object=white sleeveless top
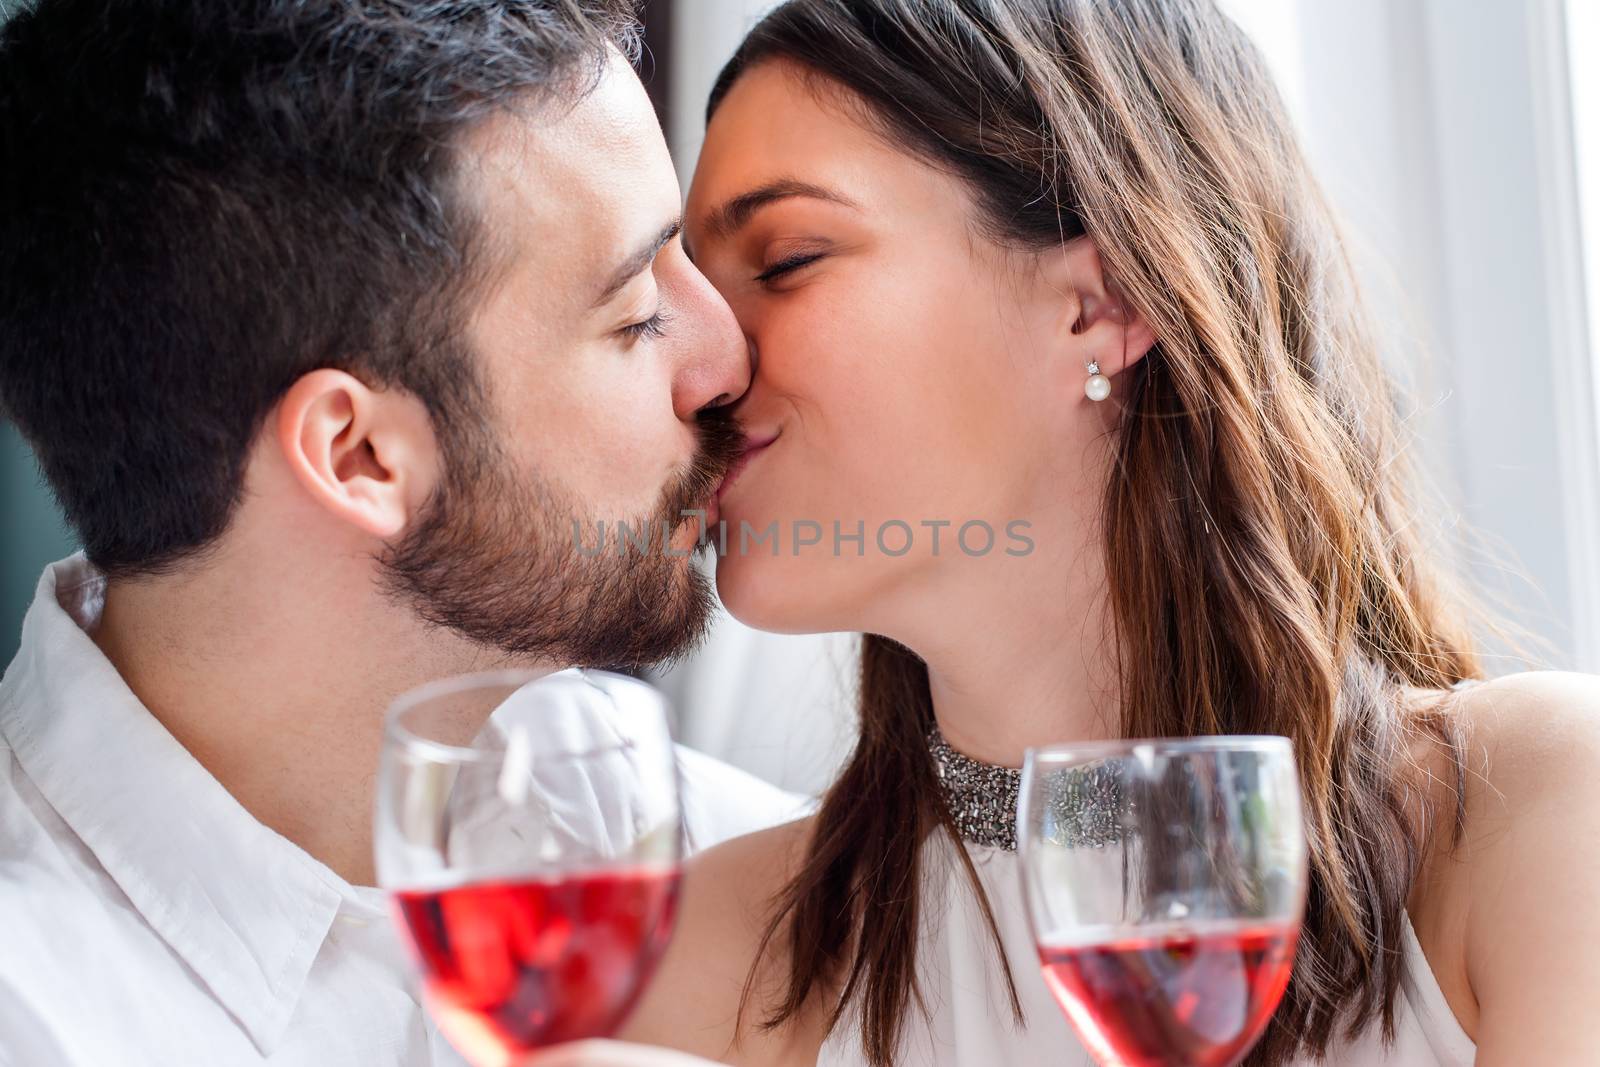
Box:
[817,835,1474,1066]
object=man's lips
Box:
[717,431,779,500]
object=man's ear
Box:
[1041,235,1157,389]
[274,369,436,539]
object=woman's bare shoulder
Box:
[1407,670,1600,816]
[1444,671,1600,889]
[688,814,817,902]
[620,815,822,1065]
[1455,669,1600,768]
[1411,671,1600,884]
[1411,671,1600,1057]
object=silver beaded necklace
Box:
[927,726,1025,850]
[927,725,1124,852]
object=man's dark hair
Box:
[0,0,639,576]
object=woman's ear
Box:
[274,369,437,539]
[1041,235,1157,395]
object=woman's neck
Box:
[898,507,1122,768]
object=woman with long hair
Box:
[531,1,1600,1064]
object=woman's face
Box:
[685,61,1100,638]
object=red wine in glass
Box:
[377,670,687,1067]
[396,865,680,1065]
[1019,737,1308,1067]
[1039,920,1298,1067]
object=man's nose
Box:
[671,266,751,418]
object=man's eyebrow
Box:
[703,179,858,240]
[593,217,683,308]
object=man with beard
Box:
[0,1,799,1064]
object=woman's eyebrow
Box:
[700,178,859,240]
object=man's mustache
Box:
[659,406,746,524]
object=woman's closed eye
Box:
[755,251,826,285]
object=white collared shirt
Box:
[0,556,808,1066]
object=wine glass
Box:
[375,669,683,1067]
[1018,737,1307,1067]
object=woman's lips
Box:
[716,432,778,500]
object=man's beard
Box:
[380,407,744,669]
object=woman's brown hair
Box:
[711,1,1481,1064]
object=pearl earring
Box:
[1085,360,1111,402]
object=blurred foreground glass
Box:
[376,670,682,1067]
[1019,737,1307,1067]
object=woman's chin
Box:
[714,550,842,636]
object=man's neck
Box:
[93,553,524,887]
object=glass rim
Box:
[1023,734,1294,766]
[381,666,664,766]
[382,855,685,895]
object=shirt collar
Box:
[0,555,349,1055]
